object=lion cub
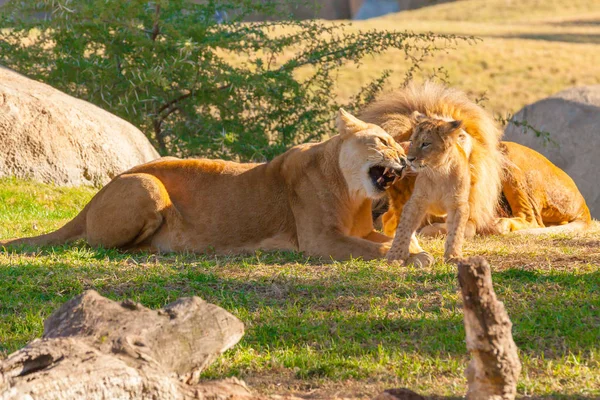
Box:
[386,112,473,264]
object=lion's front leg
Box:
[386,192,429,265]
[495,216,541,234]
[444,202,469,262]
[364,230,393,244]
[304,232,390,261]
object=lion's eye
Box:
[420,142,431,149]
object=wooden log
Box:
[0,290,261,400]
[458,257,521,400]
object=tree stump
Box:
[458,257,521,400]
[0,290,260,399]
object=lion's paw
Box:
[418,223,447,237]
[405,251,434,268]
[494,218,516,235]
[385,248,408,263]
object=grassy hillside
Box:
[324,0,600,117]
[1,178,599,399]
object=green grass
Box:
[1,177,599,399]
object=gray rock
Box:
[0,66,159,187]
[504,86,600,219]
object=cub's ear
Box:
[440,119,463,136]
[337,108,370,136]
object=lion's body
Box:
[360,82,504,262]
[496,141,591,234]
[1,111,409,261]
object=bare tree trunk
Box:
[458,257,521,400]
[377,257,521,400]
[0,290,266,400]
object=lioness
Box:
[0,110,408,261]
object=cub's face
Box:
[407,114,466,172]
[338,109,407,199]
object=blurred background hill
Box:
[307,0,600,117]
[240,0,600,118]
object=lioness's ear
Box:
[338,108,370,136]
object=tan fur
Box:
[496,141,591,235]
[378,143,591,239]
[387,116,475,262]
[360,82,504,263]
[0,110,408,261]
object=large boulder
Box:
[504,86,600,219]
[0,66,159,187]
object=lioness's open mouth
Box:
[369,165,404,191]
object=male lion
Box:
[1,110,408,261]
[360,82,504,263]
[363,83,591,242]
[495,141,591,234]
[379,142,592,237]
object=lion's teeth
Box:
[377,177,385,184]
[383,167,391,176]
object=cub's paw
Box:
[405,252,434,268]
[444,255,464,265]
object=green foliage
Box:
[496,113,555,146]
[0,0,471,160]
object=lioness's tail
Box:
[0,204,89,248]
[514,220,590,235]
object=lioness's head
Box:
[406,112,471,172]
[337,109,407,199]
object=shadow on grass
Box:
[496,33,600,44]
[1,252,598,365]
[553,19,600,26]
[0,242,317,265]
